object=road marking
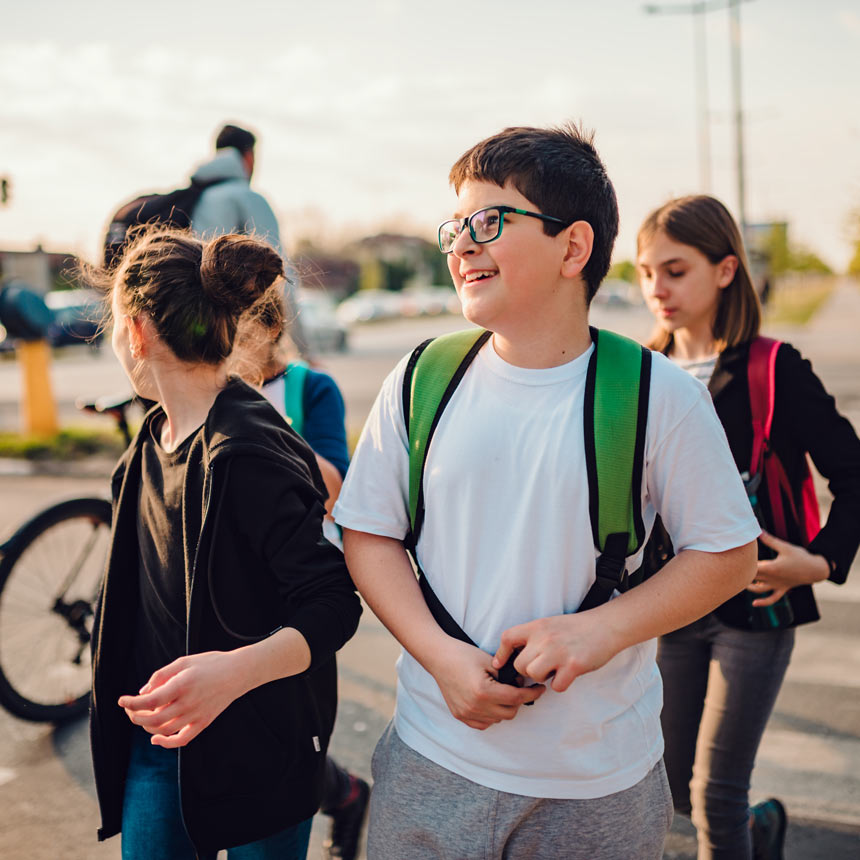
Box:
[755,729,860,826]
[0,767,16,787]
[786,631,860,689]
[814,578,860,604]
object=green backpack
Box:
[282,361,309,437]
[401,327,652,684]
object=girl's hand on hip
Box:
[747,531,830,607]
[118,651,248,748]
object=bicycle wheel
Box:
[0,497,112,722]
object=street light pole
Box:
[643,1,718,193]
[729,0,747,231]
[644,0,753,227]
[694,4,712,192]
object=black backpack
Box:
[102,178,225,267]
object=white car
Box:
[296,289,349,353]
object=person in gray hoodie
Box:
[191,123,309,357]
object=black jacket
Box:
[645,340,860,628]
[90,380,362,854]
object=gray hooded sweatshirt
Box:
[189,148,306,352]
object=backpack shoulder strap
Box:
[579,328,651,611]
[746,337,821,544]
[283,361,309,437]
[747,335,780,475]
[402,328,491,544]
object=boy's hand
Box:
[429,638,544,730]
[118,651,248,749]
[747,530,830,606]
[494,614,622,693]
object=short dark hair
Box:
[448,123,618,303]
[215,124,256,155]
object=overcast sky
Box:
[1,0,858,271]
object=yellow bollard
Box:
[17,339,58,436]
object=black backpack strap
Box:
[579,329,652,611]
[416,566,521,686]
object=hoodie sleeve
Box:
[225,454,362,667]
[774,344,860,583]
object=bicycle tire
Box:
[0,497,112,722]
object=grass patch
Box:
[764,283,834,326]
[0,427,128,461]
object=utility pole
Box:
[643,0,753,226]
[729,0,747,231]
[643,1,718,193]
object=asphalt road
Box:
[1,294,859,859]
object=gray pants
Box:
[658,613,795,860]
[367,722,673,860]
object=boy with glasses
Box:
[333,124,760,859]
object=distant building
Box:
[0,247,81,294]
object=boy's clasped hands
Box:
[427,610,623,731]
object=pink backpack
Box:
[748,337,821,545]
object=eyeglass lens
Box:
[440,208,503,252]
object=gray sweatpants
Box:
[367,722,673,860]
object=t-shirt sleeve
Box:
[645,354,761,554]
[333,354,411,539]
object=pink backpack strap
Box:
[748,336,821,544]
[747,336,780,476]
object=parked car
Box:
[335,289,402,325]
[0,287,104,352]
[44,289,105,349]
[297,288,349,353]
[592,279,642,308]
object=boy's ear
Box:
[560,221,594,279]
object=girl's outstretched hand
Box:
[746,531,830,607]
[118,651,248,749]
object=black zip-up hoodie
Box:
[645,340,860,627]
[90,380,362,854]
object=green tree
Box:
[607,260,637,283]
[787,247,832,275]
[846,209,860,277]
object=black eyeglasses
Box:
[437,206,568,254]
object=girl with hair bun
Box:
[87,227,362,859]
[637,195,860,859]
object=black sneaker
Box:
[751,797,787,860]
[323,775,370,860]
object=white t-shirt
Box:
[334,336,759,799]
[672,353,719,386]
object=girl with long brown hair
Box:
[637,195,860,859]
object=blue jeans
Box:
[658,613,794,860]
[121,728,312,859]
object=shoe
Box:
[751,797,787,860]
[323,775,370,860]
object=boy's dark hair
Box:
[448,123,618,303]
[215,123,257,155]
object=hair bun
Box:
[199,234,284,315]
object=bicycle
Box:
[0,394,138,723]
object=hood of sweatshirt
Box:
[190,147,249,185]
